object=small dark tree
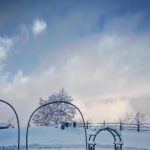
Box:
[32,88,76,126]
[73,122,77,128]
[61,122,65,130]
[65,122,69,128]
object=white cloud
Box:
[1,2,150,126]
[0,47,7,60]
[32,19,47,35]
[1,31,150,126]
[0,37,13,72]
[0,37,13,61]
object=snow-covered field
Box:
[0,126,150,150]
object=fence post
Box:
[120,121,123,131]
[86,121,89,129]
[137,122,140,132]
[103,121,105,125]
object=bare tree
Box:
[134,112,145,132]
[134,112,145,124]
[119,113,133,124]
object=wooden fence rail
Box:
[78,121,150,132]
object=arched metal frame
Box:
[26,101,88,150]
[88,127,123,150]
[93,127,121,142]
[0,99,20,150]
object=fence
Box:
[79,121,150,132]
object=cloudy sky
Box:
[0,0,150,126]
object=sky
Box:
[0,0,150,126]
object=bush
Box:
[73,122,77,128]
[61,122,65,130]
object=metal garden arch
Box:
[88,126,123,150]
[26,101,88,150]
[0,99,20,150]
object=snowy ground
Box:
[0,126,150,150]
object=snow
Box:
[0,122,10,127]
[0,126,150,150]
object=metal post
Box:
[120,144,122,150]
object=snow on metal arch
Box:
[88,126,123,150]
[0,99,20,150]
[26,101,88,150]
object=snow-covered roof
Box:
[88,129,97,136]
[0,122,9,126]
[0,122,11,129]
